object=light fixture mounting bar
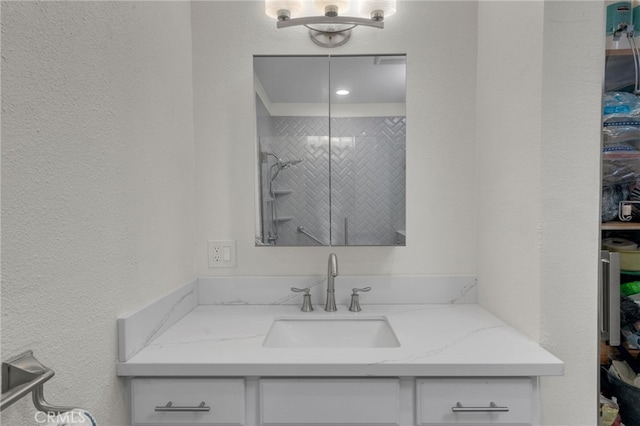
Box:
[277,16,384,30]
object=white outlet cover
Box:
[208,240,236,268]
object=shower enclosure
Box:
[254,55,406,246]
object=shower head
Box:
[264,152,303,168]
[269,157,303,181]
[265,152,304,182]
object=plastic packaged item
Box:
[602,158,640,186]
[603,144,640,159]
[621,281,640,296]
[602,184,631,221]
[622,325,640,348]
[619,250,640,270]
[607,365,640,425]
[628,186,640,219]
[600,149,640,221]
[604,91,640,120]
[599,394,621,426]
[604,125,640,148]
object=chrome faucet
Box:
[325,253,338,312]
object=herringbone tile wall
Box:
[258,115,405,246]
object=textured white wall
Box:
[476,2,604,425]
[1,2,196,425]
[192,1,479,276]
[476,0,544,346]
[539,2,604,425]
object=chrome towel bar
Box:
[297,226,324,245]
[1,350,82,414]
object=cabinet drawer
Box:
[259,378,400,425]
[131,378,245,426]
[416,378,534,426]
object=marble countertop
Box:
[116,303,564,377]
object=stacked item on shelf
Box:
[599,394,622,426]
[604,353,640,426]
[600,235,640,426]
[603,237,640,348]
[621,293,640,350]
[603,91,640,222]
[600,296,640,426]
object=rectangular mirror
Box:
[254,55,406,246]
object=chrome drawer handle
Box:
[155,401,210,412]
[452,401,509,413]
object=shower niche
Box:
[254,55,406,247]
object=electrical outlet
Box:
[208,240,237,268]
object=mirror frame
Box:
[254,54,406,247]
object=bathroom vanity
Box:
[116,277,563,426]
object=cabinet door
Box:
[131,378,245,426]
[416,378,534,426]
[259,378,400,425]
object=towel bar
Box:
[1,350,82,414]
[297,225,324,245]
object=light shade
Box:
[359,0,396,19]
[265,0,303,19]
[313,0,351,16]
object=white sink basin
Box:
[262,316,400,348]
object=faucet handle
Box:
[291,287,313,312]
[349,287,371,312]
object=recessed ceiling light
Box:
[336,89,350,95]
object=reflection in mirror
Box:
[254,55,406,246]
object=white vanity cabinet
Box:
[130,378,245,426]
[415,378,537,426]
[259,378,401,425]
[129,377,539,426]
[119,296,562,426]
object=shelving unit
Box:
[602,221,640,231]
[602,48,639,234]
[600,47,640,411]
[607,48,635,57]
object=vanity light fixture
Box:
[336,89,350,95]
[265,0,397,48]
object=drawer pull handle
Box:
[452,401,509,413]
[154,401,210,412]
